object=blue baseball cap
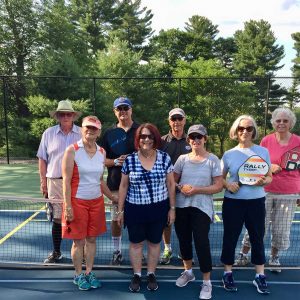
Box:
[113,97,132,108]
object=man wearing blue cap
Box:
[100,97,139,265]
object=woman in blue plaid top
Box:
[117,123,176,293]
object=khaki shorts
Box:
[111,191,119,221]
[47,178,63,220]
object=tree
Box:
[69,0,119,54]
[173,58,255,155]
[291,32,300,78]
[233,19,284,77]
[0,0,39,115]
[213,37,237,72]
[110,0,154,53]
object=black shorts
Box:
[127,219,166,244]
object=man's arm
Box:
[39,158,48,198]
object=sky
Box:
[141,0,300,77]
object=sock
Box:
[203,280,212,286]
[255,273,264,278]
[185,269,193,275]
[240,252,248,256]
[164,244,172,251]
[134,272,141,277]
[224,271,232,275]
[112,236,122,252]
[52,222,62,253]
[147,271,155,276]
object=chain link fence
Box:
[0,75,298,163]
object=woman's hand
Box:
[226,182,240,193]
[168,209,175,225]
[254,175,269,186]
[111,194,118,204]
[271,164,282,174]
[64,206,74,222]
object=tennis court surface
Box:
[1,164,300,299]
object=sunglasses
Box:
[66,221,71,233]
[140,134,154,140]
[237,126,254,132]
[189,134,204,140]
[59,112,74,118]
[170,116,184,122]
[115,106,130,112]
[275,119,289,123]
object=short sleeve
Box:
[221,152,228,174]
[121,157,130,175]
[36,131,48,162]
[174,155,185,175]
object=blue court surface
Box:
[0,268,299,300]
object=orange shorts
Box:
[62,196,106,240]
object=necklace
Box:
[139,149,155,159]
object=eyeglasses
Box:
[237,126,254,132]
[59,112,74,118]
[170,116,184,122]
[66,221,71,233]
[188,134,204,140]
[115,106,130,112]
[275,119,289,123]
[140,134,154,140]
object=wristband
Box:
[65,207,72,212]
[170,206,176,210]
[114,158,119,166]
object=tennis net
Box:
[0,195,299,268]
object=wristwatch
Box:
[114,158,119,166]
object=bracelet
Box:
[115,210,124,215]
[170,206,176,210]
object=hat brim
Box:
[49,110,82,121]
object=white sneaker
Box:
[234,253,249,266]
[175,270,195,287]
[269,256,281,273]
[199,283,212,299]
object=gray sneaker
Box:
[199,283,212,299]
[269,255,281,273]
[234,253,249,266]
[176,270,195,287]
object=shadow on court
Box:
[0,268,299,300]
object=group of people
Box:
[37,98,300,299]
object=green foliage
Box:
[233,19,284,77]
[26,95,56,116]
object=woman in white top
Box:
[62,116,116,291]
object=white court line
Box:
[0,279,299,285]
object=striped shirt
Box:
[121,150,174,205]
[37,124,81,178]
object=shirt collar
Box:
[56,124,80,134]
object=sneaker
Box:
[129,274,141,292]
[269,256,281,273]
[111,250,123,265]
[199,283,212,299]
[160,249,172,265]
[73,274,80,285]
[222,272,237,292]
[147,273,158,291]
[77,273,91,291]
[234,253,250,266]
[253,275,270,294]
[176,270,195,287]
[86,272,102,288]
[43,251,63,264]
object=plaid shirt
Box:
[121,150,174,205]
